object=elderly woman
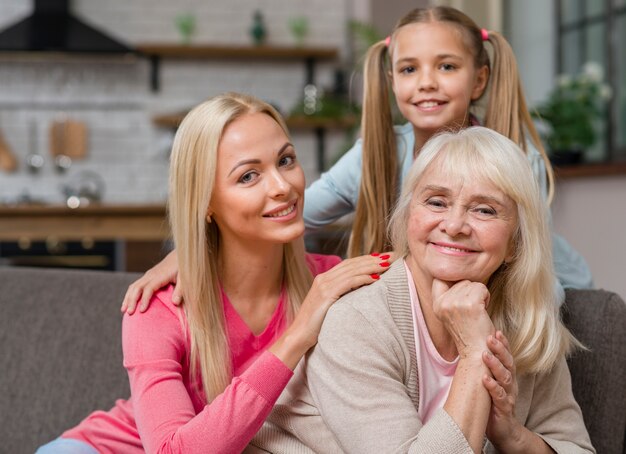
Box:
[249,127,594,453]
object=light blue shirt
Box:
[303,123,594,299]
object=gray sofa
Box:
[1,267,625,454]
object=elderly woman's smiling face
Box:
[405,160,518,285]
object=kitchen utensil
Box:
[0,129,18,172]
[25,121,44,174]
[49,117,88,160]
[61,170,105,208]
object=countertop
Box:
[0,203,168,241]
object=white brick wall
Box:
[0,0,351,204]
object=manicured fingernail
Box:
[370,273,380,280]
[379,261,390,267]
[370,252,380,257]
[379,254,390,260]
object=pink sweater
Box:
[62,253,341,454]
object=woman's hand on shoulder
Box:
[431,279,495,358]
[121,249,182,314]
[270,252,395,369]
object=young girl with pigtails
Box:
[122,6,592,313]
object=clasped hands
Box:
[432,279,523,449]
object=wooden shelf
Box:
[555,162,626,179]
[152,112,358,131]
[136,43,339,91]
[136,44,337,60]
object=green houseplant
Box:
[534,62,611,165]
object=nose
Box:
[267,168,291,198]
[418,68,437,91]
[439,207,471,237]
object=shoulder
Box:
[394,122,414,138]
[305,253,342,275]
[323,270,399,334]
[122,285,187,345]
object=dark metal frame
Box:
[555,0,626,161]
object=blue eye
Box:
[400,66,416,75]
[238,171,258,184]
[279,155,295,167]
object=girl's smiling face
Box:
[209,112,305,248]
[405,159,518,286]
[389,21,489,145]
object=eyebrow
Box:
[395,54,463,65]
[419,185,507,207]
[227,142,293,177]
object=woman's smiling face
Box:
[209,112,305,247]
[405,159,518,285]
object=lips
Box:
[263,200,297,218]
[431,241,477,253]
[415,99,446,109]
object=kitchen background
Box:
[0,0,624,298]
[0,0,355,205]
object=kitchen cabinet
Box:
[0,204,168,271]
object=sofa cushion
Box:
[0,266,139,453]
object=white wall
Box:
[0,0,349,204]
[552,177,626,299]
[506,0,626,299]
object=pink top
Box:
[404,261,458,424]
[63,253,341,454]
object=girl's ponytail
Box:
[348,40,398,257]
[484,31,555,202]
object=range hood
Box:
[0,0,136,55]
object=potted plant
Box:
[534,62,612,165]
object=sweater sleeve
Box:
[303,140,363,232]
[122,292,293,454]
[523,356,595,453]
[305,301,473,454]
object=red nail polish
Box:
[370,252,380,257]
[379,254,390,260]
[379,261,390,267]
[370,273,380,280]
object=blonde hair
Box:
[169,92,313,402]
[389,127,578,374]
[349,6,554,258]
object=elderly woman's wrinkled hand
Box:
[482,330,523,449]
[431,279,496,359]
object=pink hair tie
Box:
[480,28,489,41]
[384,36,391,47]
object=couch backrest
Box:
[0,266,139,454]
[1,267,624,454]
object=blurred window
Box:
[557,0,626,161]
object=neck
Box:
[405,256,458,360]
[412,118,472,157]
[218,237,285,302]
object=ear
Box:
[471,65,489,101]
[206,207,213,223]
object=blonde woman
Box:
[250,127,594,453]
[122,6,593,314]
[36,93,389,454]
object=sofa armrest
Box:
[562,289,626,454]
